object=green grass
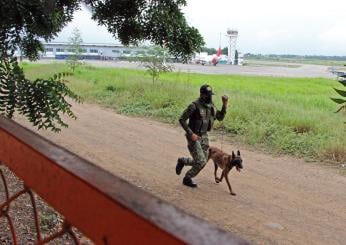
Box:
[22,62,346,163]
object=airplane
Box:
[195,47,222,66]
[195,33,223,66]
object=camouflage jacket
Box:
[179,98,226,137]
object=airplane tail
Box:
[217,32,222,57]
[216,46,221,57]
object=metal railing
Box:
[0,165,86,244]
[0,116,249,245]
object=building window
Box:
[45,48,53,52]
[81,48,87,53]
[90,49,98,53]
[123,50,131,54]
[56,48,65,52]
[112,50,120,53]
[67,48,75,53]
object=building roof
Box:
[43,42,126,48]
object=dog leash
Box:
[220,121,225,151]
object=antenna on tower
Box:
[219,32,222,48]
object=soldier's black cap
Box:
[200,84,214,96]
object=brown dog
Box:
[207,147,243,195]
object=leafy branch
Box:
[0,0,203,131]
[331,74,346,113]
[0,57,80,132]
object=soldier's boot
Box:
[183,176,197,188]
[176,158,185,175]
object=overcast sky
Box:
[54,0,346,56]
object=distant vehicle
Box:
[328,66,346,77]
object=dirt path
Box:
[18,103,346,245]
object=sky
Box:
[54,0,346,56]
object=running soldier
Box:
[176,84,228,187]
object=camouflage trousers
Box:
[181,133,209,178]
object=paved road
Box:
[35,59,335,78]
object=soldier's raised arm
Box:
[215,95,229,121]
[179,103,196,137]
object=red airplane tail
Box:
[216,46,221,57]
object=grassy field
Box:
[22,62,346,163]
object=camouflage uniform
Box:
[179,98,226,178]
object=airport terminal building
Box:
[41,42,145,60]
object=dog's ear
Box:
[237,150,240,156]
[232,151,235,158]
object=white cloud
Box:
[317,22,346,55]
[53,1,346,55]
[54,6,117,44]
[319,22,346,44]
[182,0,346,55]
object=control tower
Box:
[226,29,238,65]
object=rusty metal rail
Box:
[0,116,249,245]
[0,166,81,244]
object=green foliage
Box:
[86,0,204,60]
[105,85,116,92]
[66,28,83,72]
[1,0,203,61]
[331,74,346,113]
[0,0,81,131]
[0,58,80,132]
[201,46,228,55]
[201,47,217,55]
[24,64,346,163]
[0,0,79,60]
[1,0,203,131]
[235,50,239,65]
[135,47,173,83]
